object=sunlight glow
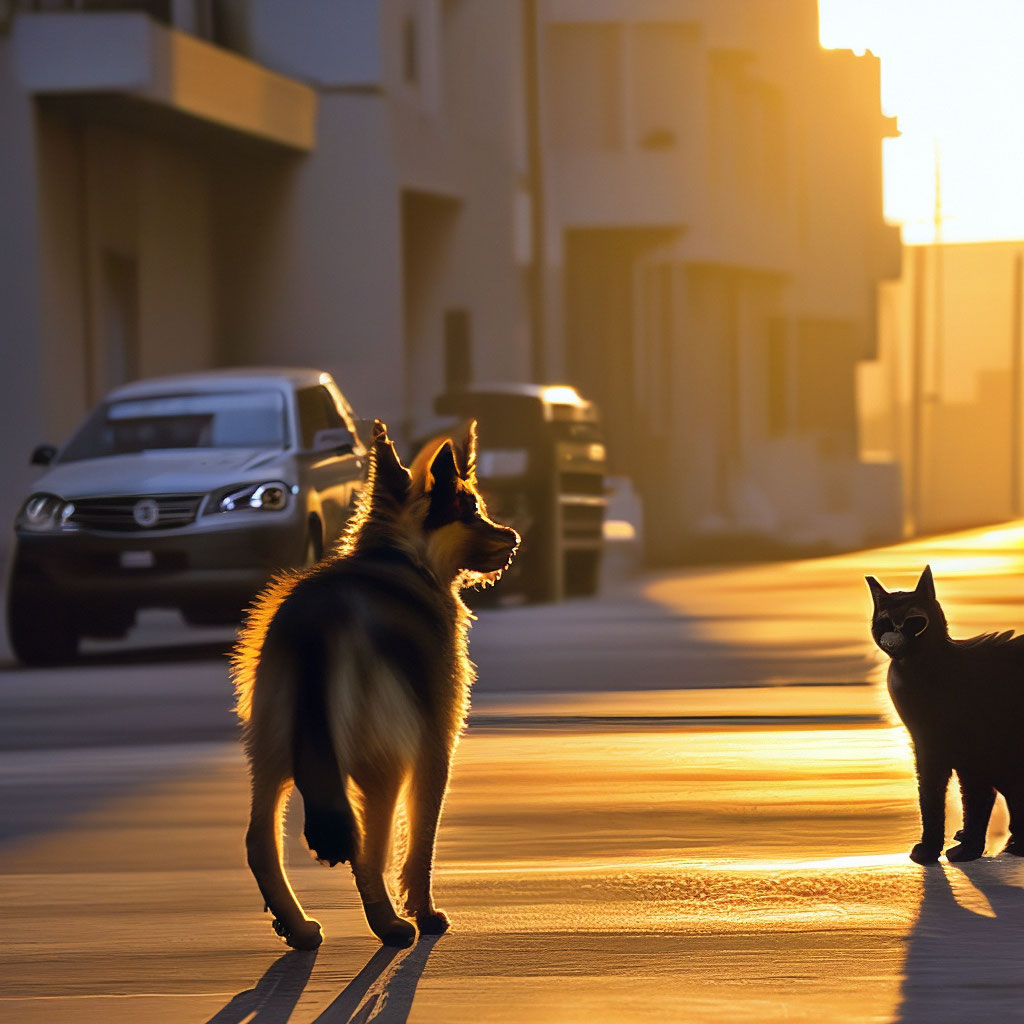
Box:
[819,0,1024,242]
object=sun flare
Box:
[819,0,1024,243]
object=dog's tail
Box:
[292,632,357,867]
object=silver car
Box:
[7,367,367,664]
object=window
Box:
[296,386,353,449]
[546,24,623,150]
[59,391,287,462]
[402,15,418,84]
[767,319,789,436]
[444,308,472,392]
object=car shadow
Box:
[72,639,234,667]
[203,936,441,1024]
[895,858,1024,1022]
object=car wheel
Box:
[83,609,136,640]
[304,522,324,566]
[7,574,80,666]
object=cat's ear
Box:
[915,565,936,600]
[865,575,887,605]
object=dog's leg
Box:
[245,768,323,950]
[401,742,452,935]
[351,766,416,947]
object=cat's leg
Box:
[1001,783,1024,855]
[945,771,995,862]
[400,739,453,935]
[910,748,951,864]
[350,764,416,947]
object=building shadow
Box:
[895,858,1024,1023]
[203,935,441,1024]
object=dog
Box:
[232,419,519,949]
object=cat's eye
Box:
[905,615,929,636]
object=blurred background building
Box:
[860,240,1024,536]
[0,0,903,565]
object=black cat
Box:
[866,565,1024,864]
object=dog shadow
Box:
[204,936,441,1024]
[895,858,1024,1023]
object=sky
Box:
[818,0,1024,243]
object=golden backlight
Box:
[819,0,1024,242]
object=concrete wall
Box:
[0,44,47,546]
[861,241,1024,534]
[214,93,406,430]
[32,112,217,428]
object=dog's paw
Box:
[909,843,942,865]
[379,919,417,948]
[416,909,450,936]
[945,841,984,863]
[364,900,416,948]
[272,916,323,950]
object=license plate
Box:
[120,550,155,569]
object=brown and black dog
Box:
[232,420,518,949]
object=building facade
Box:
[861,240,1024,536]
[535,0,903,560]
[1,0,900,563]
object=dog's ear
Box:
[915,565,936,601]
[371,419,411,502]
[425,439,460,500]
[865,576,887,606]
[454,419,478,484]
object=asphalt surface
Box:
[3,523,1024,1021]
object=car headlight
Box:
[17,493,76,533]
[218,481,291,513]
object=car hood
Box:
[31,449,293,499]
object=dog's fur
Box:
[867,566,1024,864]
[232,419,518,949]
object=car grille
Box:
[69,494,204,532]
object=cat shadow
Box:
[203,936,441,1024]
[896,858,1024,1023]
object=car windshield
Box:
[58,390,288,462]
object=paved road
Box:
[3,523,1024,1021]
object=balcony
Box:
[12,11,316,151]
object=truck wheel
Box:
[564,550,601,597]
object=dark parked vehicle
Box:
[435,383,606,601]
[8,367,366,664]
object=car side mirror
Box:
[311,428,355,455]
[31,444,57,466]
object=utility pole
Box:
[523,0,547,382]
[909,245,926,535]
[1012,251,1023,518]
[931,142,944,399]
